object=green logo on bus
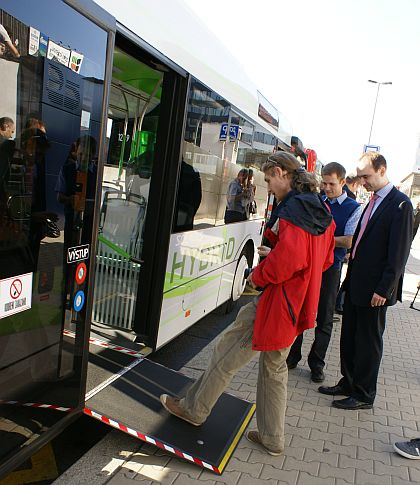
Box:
[170,237,235,283]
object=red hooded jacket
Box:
[251,193,335,351]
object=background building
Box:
[399,133,420,204]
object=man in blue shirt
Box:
[287,162,362,383]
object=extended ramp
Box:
[84,336,255,474]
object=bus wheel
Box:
[225,249,249,313]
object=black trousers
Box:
[335,262,345,312]
[287,265,340,370]
[224,210,246,224]
[338,293,387,404]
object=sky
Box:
[183,0,420,184]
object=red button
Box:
[75,262,87,285]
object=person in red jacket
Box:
[160,151,335,456]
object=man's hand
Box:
[371,293,386,307]
[247,272,257,289]
[257,245,271,257]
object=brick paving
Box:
[54,237,420,485]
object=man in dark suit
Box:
[319,152,413,409]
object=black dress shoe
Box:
[287,362,298,370]
[332,397,373,410]
[311,369,325,383]
[318,384,351,396]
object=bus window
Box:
[175,78,230,230]
[214,122,277,225]
[175,78,277,231]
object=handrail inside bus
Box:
[98,233,143,264]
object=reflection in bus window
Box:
[174,77,278,231]
[175,159,202,232]
[224,168,248,224]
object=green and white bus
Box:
[0,0,292,475]
[90,0,293,350]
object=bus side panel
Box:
[216,220,262,306]
[215,259,236,306]
[156,221,262,349]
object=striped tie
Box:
[351,193,379,259]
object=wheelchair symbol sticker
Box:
[73,290,85,312]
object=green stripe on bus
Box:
[160,287,223,327]
[163,273,220,298]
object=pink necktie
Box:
[351,194,379,259]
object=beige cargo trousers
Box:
[179,298,291,452]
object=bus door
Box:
[0,0,111,477]
[90,35,185,350]
[82,32,255,476]
[92,44,161,336]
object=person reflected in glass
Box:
[25,116,47,134]
[243,168,257,219]
[0,117,16,197]
[224,168,248,224]
[0,126,58,277]
[55,135,98,251]
[0,116,15,143]
[0,23,20,58]
[21,128,58,267]
[175,159,202,231]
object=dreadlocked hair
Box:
[262,151,319,193]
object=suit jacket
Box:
[343,187,413,307]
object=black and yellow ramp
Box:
[84,350,256,474]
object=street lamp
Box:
[367,80,392,145]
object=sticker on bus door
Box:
[0,273,33,319]
[67,244,90,264]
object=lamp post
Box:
[367,80,392,145]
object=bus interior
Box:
[91,44,163,345]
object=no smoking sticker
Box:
[75,262,87,285]
[10,279,22,299]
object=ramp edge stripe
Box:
[63,329,148,358]
[83,406,219,473]
[217,403,256,473]
[0,399,73,412]
[126,427,139,437]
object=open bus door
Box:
[0,1,254,478]
[80,29,254,475]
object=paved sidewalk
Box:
[54,237,420,485]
